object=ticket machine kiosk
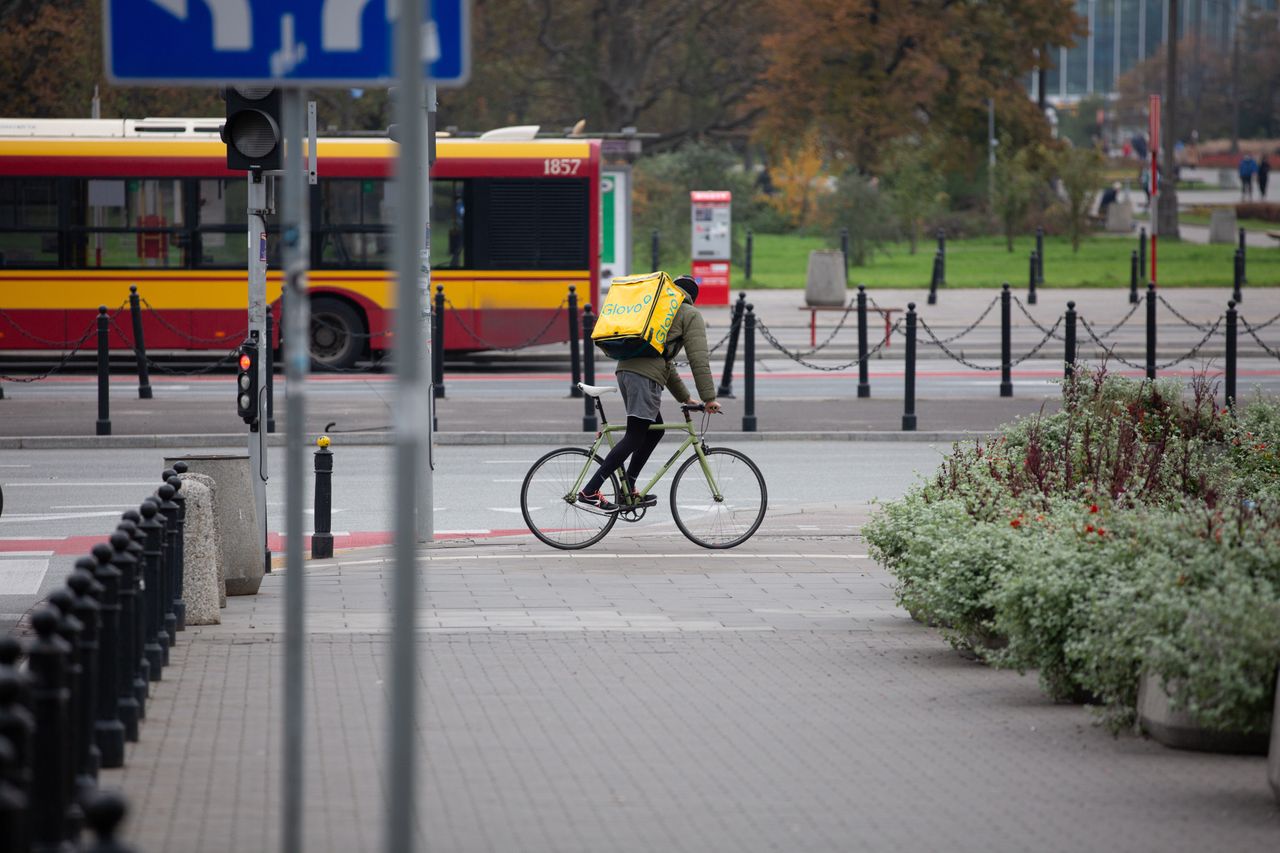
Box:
[690,190,731,305]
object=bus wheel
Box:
[309,297,363,371]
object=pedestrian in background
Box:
[1258,155,1271,200]
[1239,154,1257,200]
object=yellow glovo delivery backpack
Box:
[591,272,687,360]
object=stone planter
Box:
[166,454,263,596]
[1137,672,1270,756]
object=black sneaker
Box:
[629,491,658,508]
[577,490,618,512]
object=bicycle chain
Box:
[445,297,567,352]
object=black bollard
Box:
[89,543,125,769]
[265,305,276,433]
[107,533,141,741]
[1233,249,1244,304]
[582,304,597,432]
[840,227,850,281]
[0,669,34,804]
[26,609,72,852]
[902,303,917,432]
[856,286,871,399]
[1130,250,1140,304]
[164,473,186,632]
[0,738,27,853]
[742,304,757,432]
[117,516,149,707]
[650,229,659,273]
[1145,283,1157,381]
[66,572,105,777]
[927,252,940,305]
[96,306,111,437]
[745,229,754,281]
[1139,227,1147,284]
[1064,301,1077,380]
[127,286,152,401]
[0,640,28,707]
[1226,300,1237,411]
[45,588,87,837]
[1027,251,1038,305]
[1239,227,1247,284]
[936,229,946,287]
[717,293,746,399]
[312,436,334,559]
[84,790,139,853]
[1035,226,1045,284]
[137,501,165,679]
[156,485,179,648]
[433,285,446,399]
[999,283,1013,398]
[568,285,582,398]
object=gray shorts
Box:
[617,371,663,421]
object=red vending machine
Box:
[689,190,731,305]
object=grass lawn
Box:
[729,232,1280,289]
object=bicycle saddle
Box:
[577,383,618,397]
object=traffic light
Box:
[236,338,260,425]
[221,87,282,171]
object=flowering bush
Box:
[865,368,1280,734]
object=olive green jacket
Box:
[615,286,715,403]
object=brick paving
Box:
[100,509,1280,852]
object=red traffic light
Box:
[238,353,252,371]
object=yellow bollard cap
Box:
[317,435,331,449]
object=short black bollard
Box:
[1035,226,1045,284]
[1233,249,1244,304]
[265,305,276,433]
[312,436,334,559]
[717,293,746,399]
[650,229,660,272]
[999,283,1013,398]
[107,532,141,741]
[1226,300,1238,411]
[742,304,757,432]
[0,738,27,853]
[1145,283,1157,381]
[46,588,88,833]
[156,485,179,648]
[137,501,165,680]
[0,667,34,801]
[927,252,940,305]
[1239,227,1247,284]
[902,303,917,432]
[582,304,597,432]
[96,306,111,437]
[1064,301,1077,380]
[84,790,139,853]
[1129,250,1140,304]
[66,571,105,775]
[89,543,125,769]
[1139,227,1147,284]
[26,608,72,851]
[936,229,946,287]
[745,229,754,281]
[1027,251,1038,305]
[433,286,446,399]
[856,286,871,398]
[127,286,152,401]
[117,516,150,706]
[164,472,186,632]
[840,227,850,280]
[568,285,582,398]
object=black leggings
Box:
[583,414,664,494]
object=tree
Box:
[991,141,1038,252]
[1053,144,1102,254]
[881,134,945,255]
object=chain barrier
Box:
[753,315,902,371]
[797,300,858,357]
[1012,296,1065,341]
[917,315,1063,371]
[106,316,244,377]
[931,295,1000,344]
[444,296,567,352]
[1241,318,1280,361]
[1239,309,1280,333]
[1156,294,1216,332]
[0,316,100,383]
[0,301,127,347]
[139,296,247,344]
[1078,314,1224,371]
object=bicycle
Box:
[520,383,768,550]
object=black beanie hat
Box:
[673,274,699,303]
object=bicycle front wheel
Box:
[521,448,621,550]
[671,447,767,549]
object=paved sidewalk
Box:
[101,508,1279,852]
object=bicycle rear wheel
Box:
[671,447,767,549]
[521,448,621,550]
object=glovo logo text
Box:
[652,293,681,344]
[601,293,652,317]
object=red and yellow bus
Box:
[0,118,600,368]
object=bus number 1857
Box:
[543,158,582,175]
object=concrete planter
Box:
[166,454,264,596]
[1137,672,1270,756]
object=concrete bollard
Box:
[176,474,224,625]
[168,456,263,596]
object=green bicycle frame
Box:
[566,415,724,502]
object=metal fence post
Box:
[137,501,165,679]
[1225,300,1237,411]
[902,303,917,431]
[999,283,1013,397]
[568,285,582,397]
[1139,227,1147,284]
[840,227,850,281]
[1239,227,1247,284]
[156,485,179,649]
[89,543,125,769]
[27,609,71,850]
[1027,251,1038,305]
[650,230,660,272]
[927,252,940,305]
[116,516,149,709]
[856,286,870,399]
[1145,283,1157,381]
[127,286,152,401]
[1035,226,1045,284]
[717,293,745,399]
[745,229,754,281]
[1064,301,1077,380]
[312,436,334,559]
[164,471,186,633]
[1233,249,1244,304]
[265,304,276,433]
[582,304,597,432]
[433,285,446,398]
[107,532,140,743]
[936,229,946,287]
[1130,250,1140,304]
[96,306,111,437]
[742,304,757,432]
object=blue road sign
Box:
[105,0,469,87]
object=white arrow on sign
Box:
[149,0,253,51]
[322,0,374,51]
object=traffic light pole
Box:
[417,83,436,544]
[246,171,270,572]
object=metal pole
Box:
[902,303,917,431]
[1145,282,1157,380]
[1064,301,1077,379]
[433,286,445,398]
[717,293,745,399]
[999,284,1013,397]
[1225,300,1237,411]
[418,82,437,544]
[1028,251,1038,305]
[128,286,152,400]
[281,87,310,853]
[265,305,276,433]
[744,229,753,281]
[582,304,597,432]
[742,304,757,432]
[936,229,945,287]
[1130,250,1140,304]
[840,228,850,281]
[1238,226,1246,284]
[568,285,582,397]
[96,306,110,436]
[312,437,333,559]
[1035,227,1045,284]
[927,252,939,305]
[987,98,996,215]
[246,172,270,580]
[650,229,660,272]
[388,4,427,844]
[1233,248,1244,303]
[856,286,870,398]
[1139,227,1147,284]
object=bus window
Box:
[69,178,187,268]
[195,178,276,268]
[317,179,391,269]
[468,179,588,270]
[0,178,59,268]
[430,179,466,269]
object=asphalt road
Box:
[0,441,951,633]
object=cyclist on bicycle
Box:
[578,274,722,512]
